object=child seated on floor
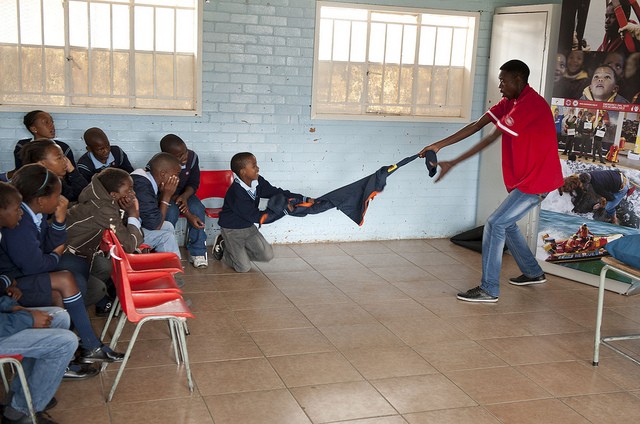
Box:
[0,165,124,365]
[66,168,144,316]
[213,152,312,273]
[20,139,88,203]
[15,110,75,169]
[77,127,134,182]
[131,152,183,260]
[159,134,207,268]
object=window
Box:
[0,0,201,115]
[312,2,479,122]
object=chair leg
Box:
[100,297,120,341]
[107,318,149,402]
[168,320,181,365]
[1,363,9,394]
[8,359,37,424]
[593,265,609,366]
[176,319,194,392]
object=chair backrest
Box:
[195,170,234,200]
[101,230,131,269]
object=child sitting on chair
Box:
[159,134,207,268]
[213,152,312,273]
[77,127,134,182]
[131,153,182,261]
[14,110,75,169]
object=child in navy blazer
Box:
[77,127,134,181]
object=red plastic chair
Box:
[104,246,194,402]
[99,230,184,340]
[195,170,234,218]
[0,355,36,423]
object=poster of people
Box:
[539,0,640,284]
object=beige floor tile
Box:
[399,251,464,267]
[416,263,481,281]
[556,307,640,332]
[371,374,476,413]
[55,376,107,410]
[254,257,314,273]
[338,241,394,255]
[358,299,438,322]
[383,316,469,346]
[102,364,195,403]
[182,291,229,312]
[279,285,352,306]
[371,265,439,284]
[320,323,405,351]
[289,242,347,257]
[404,406,501,424]
[390,280,460,300]
[339,282,412,303]
[445,366,551,405]
[291,381,396,423]
[183,272,274,291]
[187,332,263,362]
[271,244,300,258]
[342,346,437,380]
[191,358,284,395]
[297,302,377,327]
[186,310,245,336]
[485,399,591,424]
[268,351,363,387]
[233,306,313,332]
[478,335,578,365]
[49,405,111,424]
[382,239,438,254]
[108,397,214,424]
[352,254,415,268]
[517,361,622,397]
[204,389,311,424]
[320,267,388,285]
[413,339,507,372]
[335,416,408,424]
[589,354,640,390]
[218,288,294,310]
[249,327,336,356]
[561,392,640,423]
[304,254,365,270]
[265,270,333,290]
[418,296,502,318]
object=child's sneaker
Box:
[212,234,225,260]
[190,255,208,268]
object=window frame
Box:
[311,1,480,123]
[0,0,203,117]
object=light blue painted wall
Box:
[0,0,559,243]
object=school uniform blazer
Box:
[76,145,134,182]
[66,174,143,259]
[176,149,201,196]
[218,176,303,229]
[131,170,163,231]
[0,204,66,280]
[62,168,89,202]
[14,139,76,169]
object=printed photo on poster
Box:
[539,0,640,287]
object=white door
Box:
[476,4,560,251]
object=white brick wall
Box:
[0,0,558,243]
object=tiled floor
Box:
[48,239,640,423]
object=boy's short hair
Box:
[83,127,108,147]
[23,110,45,132]
[20,139,58,165]
[594,64,619,86]
[97,168,131,193]
[0,181,21,209]
[230,152,254,175]
[500,59,530,83]
[12,164,60,203]
[147,152,181,173]
[160,134,186,152]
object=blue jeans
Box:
[0,307,77,415]
[143,221,181,259]
[165,195,207,257]
[481,189,545,297]
[604,182,630,217]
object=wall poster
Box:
[539,0,640,290]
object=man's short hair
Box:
[500,59,530,83]
[160,134,186,152]
[97,168,131,193]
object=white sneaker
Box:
[190,255,208,268]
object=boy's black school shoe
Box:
[77,345,124,364]
[212,234,225,261]
[2,411,58,424]
[63,362,99,380]
[95,300,113,317]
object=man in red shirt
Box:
[420,59,563,302]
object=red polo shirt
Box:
[487,84,564,194]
